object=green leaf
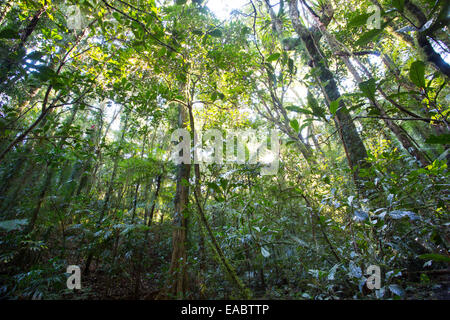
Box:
[267,53,280,62]
[354,210,369,221]
[330,98,341,115]
[208,29,222,38]
[0,219,28,232]
[0,28,19,39]
[290,119,300,133]
[50,29,63,41]
[261,247,270,258]
[307,91,325,119]
[389,284,405,296]
[391,0,405,12]
[418,253,450,263]
[328,264,340,280]
[347,13,372,28]
[288,58,294,74]
[37,65,57,81]
[358,78,377,100]
[291,235,309,247]
[300,120,313,132]
[219,178,228,190]
[387,91,420,99]
[26,51,45,61]
[367,106,381,116]
[286,105,313,115]
[409,60,426,88]
[425,134,450,145]
[285,139,297,146]
[112,12,122,22]
[348,261,362,278]
[388,210,419,220]
[207,182,222,194]
[192,29,204,36]
[355,28,383,47]
[156,47,167,58]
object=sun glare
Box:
[206,0,245,20]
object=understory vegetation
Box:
[0,0,449,300]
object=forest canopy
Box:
[0,0,449,300]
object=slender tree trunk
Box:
[404,0,450,77]
[0,2,12,26]
[23,166,54,234]
[0,24,90,163]
[147,175,162,227]
[187,102,251,299]
[22,105,79,234]
[84,114,129,276]
[287,0,369,192]
[309,122,323,154]
[130,183,140,223]
[0,109,49,163]
[133,174,163,298]
[370,0,450,77]
[166,101,191,299]
[143,179,153,226]
[259,6,316,166]
[341,54,430,166]
[0,5,48,90]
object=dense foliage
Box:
[0,0,449,300]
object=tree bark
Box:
[287,0,369,191]
[166,102,191,299]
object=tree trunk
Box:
[0,5,48,90]
[83,114,129,276]
[187,102,252,299]
[288,0,369,192]
[0,2,12,26]
[133,174,163,298]
[23,166,54,234]
[341,54,430,166]
[166,102,191,299]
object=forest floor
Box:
[57,266,450,300]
